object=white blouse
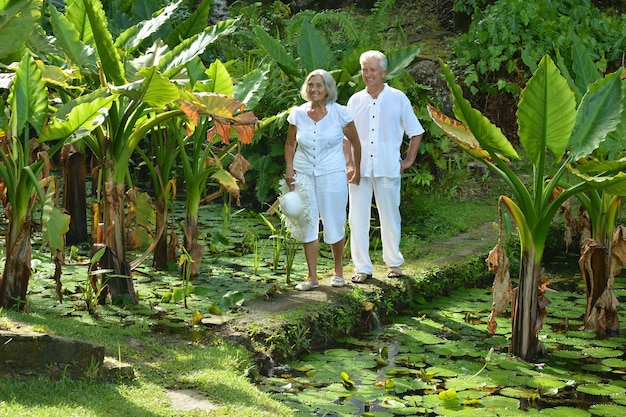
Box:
[287,101,353,176]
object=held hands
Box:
[346,163,360,185]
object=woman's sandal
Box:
[387,267,402,278]
[351,273,372,283]
[295,281,320,291]
[330,276,345,287]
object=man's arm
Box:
[400,133,423,174]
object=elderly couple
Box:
[283,50,425,291]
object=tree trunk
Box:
[580,238,620,336]
[0,218,32,310]
[152,200,168,270]
[100,180,137,304]
[183,220,203,277]
[61,144,88,245]
[510,246,547,360]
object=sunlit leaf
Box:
[82,0,126,86]
[517,55,576,164]
[0,0,41,58]
[8,53,48,135]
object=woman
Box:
[284,69,361,291]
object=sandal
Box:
[387,267,402,278]
[295,281,320,291]
[351,273,372,284]
[330,276,345,287]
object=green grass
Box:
[0,309,293,417]
[0,166,503,417]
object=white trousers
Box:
[348,176,404,274]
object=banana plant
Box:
[40,0,240,303]
[0,53,70,310]
[428,56,625,360]
[175,91,257,277]
[552,39,626,337]
[568,107,626,336]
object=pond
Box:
[258,273,626,417]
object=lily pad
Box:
[601,358,626,369]
[588,403,626,416]
[525,375,567,394]
[582,347,623,359]
[539,406,591,416]
[551,349,584,359]
[499,386,539,399]
[576,383,625,396]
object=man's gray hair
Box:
[360,50,387,71]
[300,69,338,103]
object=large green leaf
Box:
[115,0,180,55]
[426,104,492,161]
[40,177,70,253]
[48,4,97,73]
[8,53,48,135]
[135,67,181,108]
[569,166,626,196]
[159,19,238,79]
[40,89,115,141]
[0,0,41,59]
[164,0,211,46]
[440,60,519,160]
[386,45,422,80]
[206,60,234,96]
[517,55,576,165]
[297,19,333,73]
[64,0,94,46]
[253,25,300,80]
[600,87,626,159]
[570,34,600,97]
[129,39,170,75]
[82,0,126,86]
[568,71,624,161]
[234,65,270,111]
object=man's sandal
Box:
[351,273,372,283]
[295,281,320,291]
[387,267,402,278]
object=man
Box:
[346,50,424,283]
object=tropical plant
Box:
[174,94,256,277]
[134,121,180,270]
[0,53,71,310]
[453,0,626,97]
[555,40,626,337]
[40,0,246,302]
[428,56,625,360]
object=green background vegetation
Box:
[0,0,625,415]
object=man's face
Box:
[361,58,386,89]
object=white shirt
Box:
[287,101,353,176]
[347,84,425,178]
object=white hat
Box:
[279,191,304,218]
[278,174,311,241]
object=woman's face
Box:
[307,75,327,103]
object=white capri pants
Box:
[300,170,348,244]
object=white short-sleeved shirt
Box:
[347,84,425,178]
[287,101,353,176]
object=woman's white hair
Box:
[360,50,388,71]
[300,69,338,103]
